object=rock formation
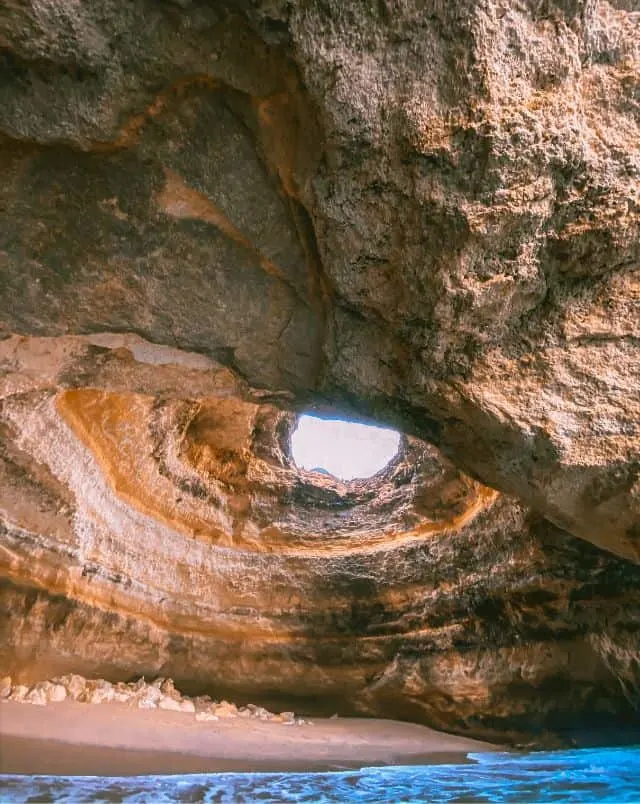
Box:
[0,0,638,744]
[2,674,310,724]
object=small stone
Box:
[0,676,11,699]
[46,683,67,703]
[158,695,183,711]
[195,711,219,721]
[136,684,162,705]
[212,701,239,719]
[159,678,180,699]
[54,674,86,700]
[112,682,133,703]
[137,697,157,709]
[8,685,29,702]
[25,686,47,706]
[82,679,115,704]
[193,695,213,712]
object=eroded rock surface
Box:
[0,0,639,744]
[0,0,638,560]
[1,336,639,744]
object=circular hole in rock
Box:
[291,414,401,481]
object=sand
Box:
[0,700,499,775]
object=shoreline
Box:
[0,700,499,776]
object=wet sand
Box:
[0,700,498,775]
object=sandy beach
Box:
[0,700,498,775]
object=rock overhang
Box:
[1,332,639,743]
[0,0,639,744]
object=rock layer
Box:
[0,0,639,744]
[1,334,639,744]
[0,0,638,560]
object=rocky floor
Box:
[0,674,311,726]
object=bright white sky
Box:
[291,414,400,480]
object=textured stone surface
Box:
[0,0,639,743]
[0,0,638,559]
[2,674,312,724]
[1,335,639,744]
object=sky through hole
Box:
[291,414,401,481]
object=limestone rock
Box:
[81,680,115,705]
[34,681,67,703]
[54,674,87,701]
[195,712,219,722]
[213,702,239,720]
[158,679,181,700]
[136,698,157,710]
[157,695,184,712]
[0,0,637,561]
[112,684,134,704]
[0,0,639,747]
[133,683,162,710]
[0,677,11,700]
[193,695,214,713]
[8,686,29,703]
[49,685,67,703]
[0,667,311,727]
[246,704,274,721]
[24,686,47,706]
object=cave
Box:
[0,0,639,758]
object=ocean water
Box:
[1,746,639,803]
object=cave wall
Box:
[1,336,639,744]
[0,0,639,743]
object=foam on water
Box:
[2,746,639,802]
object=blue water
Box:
[1,747,639,802]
